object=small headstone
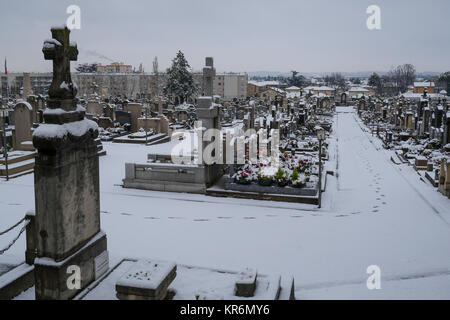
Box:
[13,101,33,150]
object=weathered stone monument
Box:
[86,100,103,116]
[32,27,108,300]
[438,159,450,198]
[22,72,33,98]
[27,95,39,123]
[124,103,143,132]
[202,57,215,96]
[13,100,34,151]
[103,104,115,121]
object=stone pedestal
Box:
[34,132,101,261]
[34,232,108,300]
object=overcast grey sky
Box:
[1,0,449,73]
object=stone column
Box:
[202,57,215,97]
[22,72,33,98]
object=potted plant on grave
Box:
[305,172,311,183]
[275,167,289,187]
[290,167,306,188]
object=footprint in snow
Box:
[144,216,159,220]
[120,212,132,216]
[243,217,256,220]
[193,219,210,222]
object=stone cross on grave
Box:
[30,27,108,300]
[43,27,78,108]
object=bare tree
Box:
[325,73,346,90]
[389,64,416,94]
[153,56,159,97]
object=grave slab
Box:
[115,260,177,300]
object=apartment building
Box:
[213,73,248,100]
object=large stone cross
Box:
[43,27,78,102]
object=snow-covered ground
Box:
[1,106,450,299]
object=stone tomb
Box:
[115,110,132,126]
[414,156,428,171]
[86,100,103,116]
[98,116,114,129]
[115,260,177,300]
[124,103,143,132]
[74,259,295,300]
[103,104,115,121]
[123,97,222,194]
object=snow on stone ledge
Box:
[44,105,85,115]
[14,99,33,111]
[33,119,98,139]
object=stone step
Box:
[145,135,170,146]
[0,151,35,165]
[0,263,34,300]
[0,158,35,176]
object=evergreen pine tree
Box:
[163,50,197,104]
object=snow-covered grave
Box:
[115,260,177,300]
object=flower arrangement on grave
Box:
[235,170,251,184]
[275,167,289,187]
[257,166,276,186]
[297,158,312,173]
[233,163,257,185]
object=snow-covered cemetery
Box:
[1,1,450,304]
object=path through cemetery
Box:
[1,108,450,299]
